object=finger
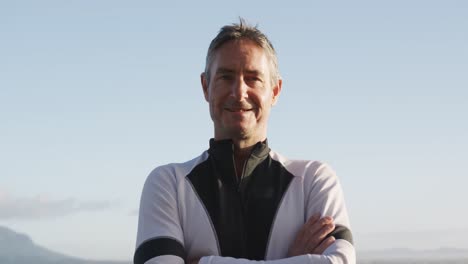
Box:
[313,222,335,241]
[313,236,336,254]
[304,222,335,252]
[296,214,321,243]
[288,214,321,256]
[305,216,333,238]
[305,214,321,228]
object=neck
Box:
[226,136,265,158]
[213,130,267,177]
[233,142,253,161]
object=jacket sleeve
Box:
[304,162,355,264]
[134,166,186,264]
[199,252,347,264]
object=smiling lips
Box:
[225,108,253,112]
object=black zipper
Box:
[233,153,249,257]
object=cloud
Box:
[0,192,113,220]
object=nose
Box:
[230,76,248,100]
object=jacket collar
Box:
[208,138,270,184]
[208,138,270,160]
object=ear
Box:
[271,79,282,106]
[201,72,209,102]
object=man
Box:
[134,19,355,264]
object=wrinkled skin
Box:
[201,39,282,149]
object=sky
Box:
[1,0,467,261]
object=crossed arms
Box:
[134,161,355,264]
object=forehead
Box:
[211,39,270,73]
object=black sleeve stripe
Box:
[328,225,354,245]
[133,237,186,264]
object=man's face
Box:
[201,39,282,142]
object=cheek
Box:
[208,94,223,114]
[211,89,230,106]
[256,90,274,108]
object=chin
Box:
[225,127,250,140]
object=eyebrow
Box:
[215,68,236,75]
[244,69,265,77]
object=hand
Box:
[287,214,336,257]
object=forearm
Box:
[200,239,355,264]
[200,254,328,264]
[199,239,356,264]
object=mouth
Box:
[225,108,253,112]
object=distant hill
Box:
[0,226,130,264]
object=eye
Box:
[219,74,233,81]
[246,76,262,83]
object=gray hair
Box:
[204,18,280,86]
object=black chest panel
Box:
[187,140,294,260]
